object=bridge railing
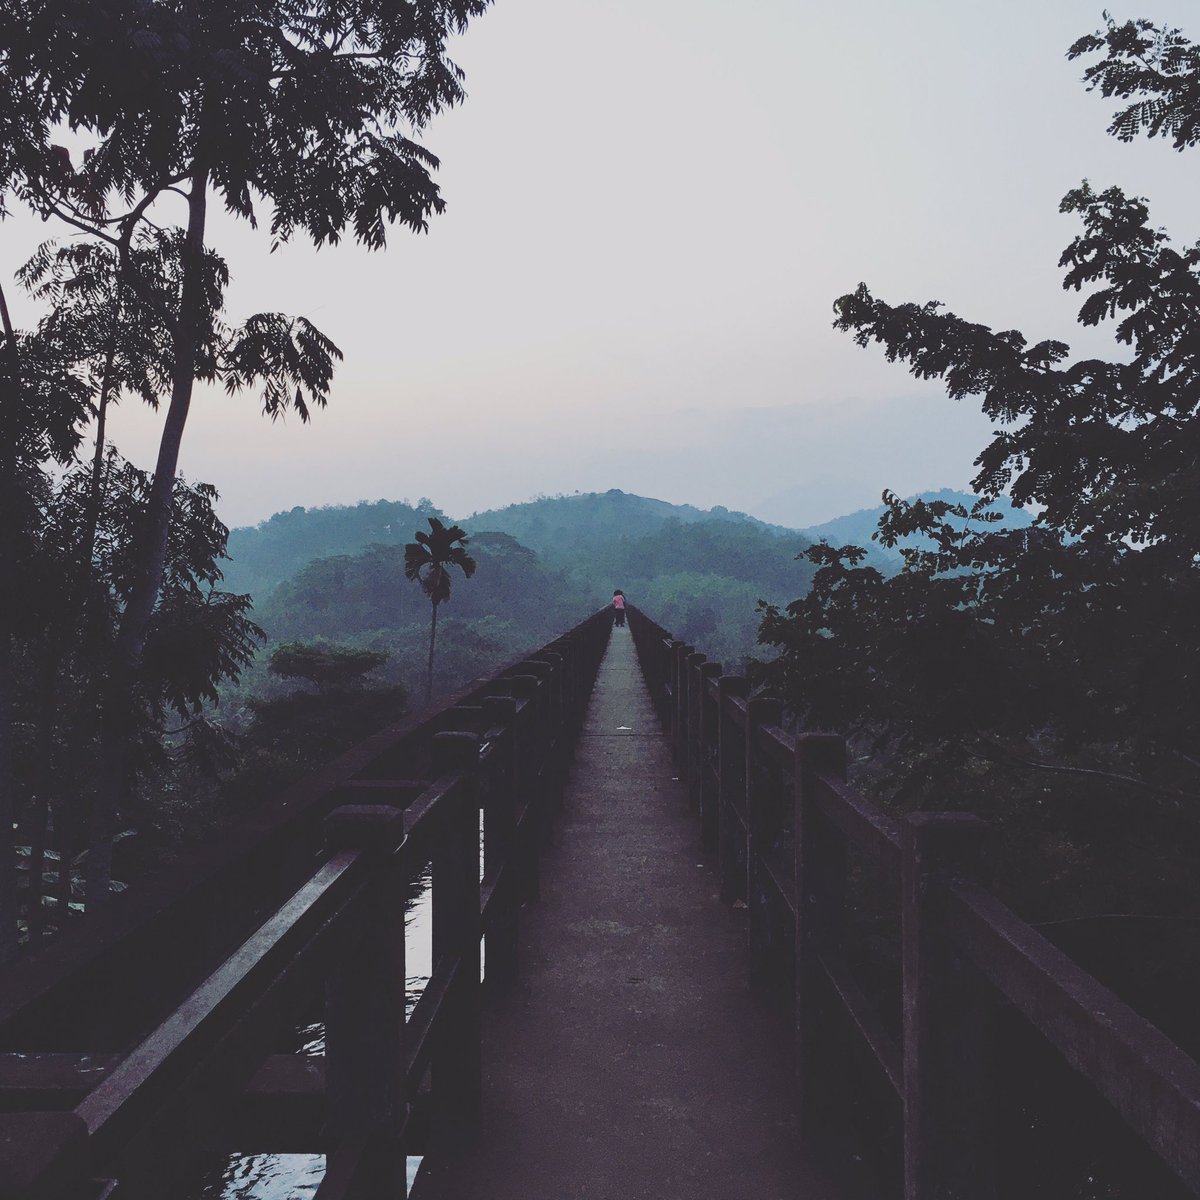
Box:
[0,610,613,1200]
[627,605,1200,1199]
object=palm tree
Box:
[404,518,477,706]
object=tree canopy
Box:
[758,17,1200,832]
[269,642,388,693]
[0,0,494,934]
[405,517,477,704]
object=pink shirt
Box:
[612,595,625,609]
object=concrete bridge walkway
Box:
[416,624,837,1199]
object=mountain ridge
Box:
[223,486,1034,607]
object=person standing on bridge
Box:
[612,589,626,627]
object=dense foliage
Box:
[757,16,1200,922]
[223,497,443,598]
[246,526,585,703]
[226,490,820,684]
[0,0,492,943]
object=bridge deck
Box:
[416,624,837,1199]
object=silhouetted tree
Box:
[269,643,389,693]
[758,17,1200,818]
[404,519,477,705]
[1070,15,1200,151]
[5,445,260,945]
[0,0,492,907]
[0,297,92,957]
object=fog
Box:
[6,0,1200,528]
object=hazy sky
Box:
[7,0,1200,528]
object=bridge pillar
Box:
[559,630,594,736]
[670,643,693,764]
[694,662,722,855]
[684,652,707,813]
[793,733,848,1133]
[322,804,408,1193]
[745,695,784,990]
[902,813,995,1200]
[503,672,553,856]
[430,732,484,1148]
[716,677,748,904]
[0,1112,88,1200]
[481,695,522,990]
[522,655,568,810]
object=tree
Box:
[269,642,389,693]
[404,518,477,705]
[6,445,261,944]
[1069,16,1200,151]
[0,306,92,958]
[757,18,1200,832]
[0,0,492,906]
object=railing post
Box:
[481,694,520,992]
[322,804,408,1192]
[0,1114,88,1200]
[696,661,722,855]
[555,638,578,747]
[500,677,542,905]
[430,732,483,1147]
[535,650,567,800]
[716,676,748,904]
[685,652,707,812]
[793,733,847,1130]
[435,704,487,734]
[659,635,673,719]
[745,694,783,989]
[669,642,689,762]
[531,653,569,809]
[644,627,668,722]
[505,670,553,856]
[902,813,995,1200]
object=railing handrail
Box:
[0,608,616,1199]
[0,613,610,1046]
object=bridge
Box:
[0,608,1198,1199]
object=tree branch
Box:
[0,277,15,357]
[975,738,1200,804]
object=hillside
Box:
[467,489,791,558]
[222,498,445,601]
[259,531,583,648]
[222,489,796,608]
[218,487,1034,699]
[216,489,820,710]
[238,530,588,704]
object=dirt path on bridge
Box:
[415,623,838,1200]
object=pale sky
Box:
[7,0,1200,529]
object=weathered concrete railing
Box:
[627,605,1200,1200]
[0,610,613,1199]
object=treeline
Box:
[225,490,819,695]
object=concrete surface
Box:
[415,624,838,1199]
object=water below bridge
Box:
[415,624,837,1199]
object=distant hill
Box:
[466,488,791,558]
[258,530,585,650]
[222,489,795,606]
[213,485,1043,732]
[219,488,819,682]
[219,487,1037,682]
[222,498,445,601]
[801,489,1034,567]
